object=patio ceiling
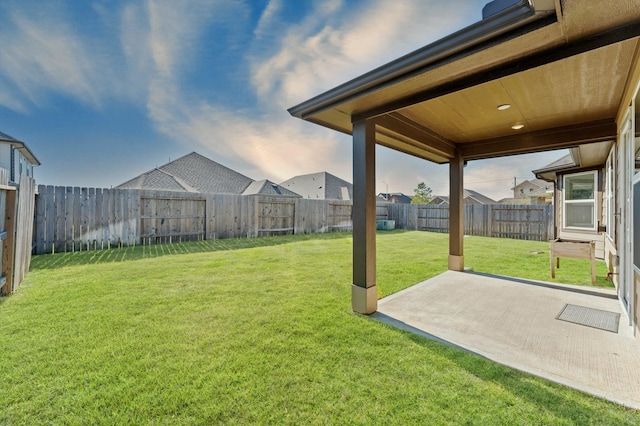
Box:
[289,0,640,164]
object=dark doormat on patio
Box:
[556,304,620,333]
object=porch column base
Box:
[448,255,464,271]
[352,284,377,314]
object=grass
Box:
[1,231,633,424]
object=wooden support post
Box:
[352,118,377,314]
[449,151,464,271]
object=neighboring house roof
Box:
[116,152,296,196]
[463,189,496,205]
[530,178,553,190]
[118,168,199,192]
[280,172,353,200]
[117,152,253,193]
[431,196,449,205]
[242,180,300,197]
[0,130,41,166]
[377,193,413,203]
[431,189,496,205]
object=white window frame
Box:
[563,170,598,231]
[605,150,616,240]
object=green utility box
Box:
[376,220,396,230]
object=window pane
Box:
[565,174,595,200]
[566,203,595,228]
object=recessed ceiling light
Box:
[497,104,511,110]
[511,124,524,130]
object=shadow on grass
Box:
[372,314,638,423]
[30,232,353,270]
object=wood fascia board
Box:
[461,119,616,160]
[353,20,640,122]
[373,113,456,159]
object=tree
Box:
[411,182,432,204]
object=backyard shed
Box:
[288,0,640,343]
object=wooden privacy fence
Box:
[1,172,36,295]
[388,203,554,241]
[33,186,356,254]
[33,185,555,254]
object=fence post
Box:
[1,189,16,295]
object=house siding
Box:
[513,181,540,199]
[16,152,33,180]
[0,144,34,183]
[0,144,10,174]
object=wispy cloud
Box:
[145,0,481,182]
[0,4,105,111]
[253,0,283,40]
[250,0,478,109]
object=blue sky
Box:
[0,0,562,200]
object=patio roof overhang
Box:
[288,1,640,164]
[287,0,640,314]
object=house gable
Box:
[280,172,353,200]
[242,180,301,197]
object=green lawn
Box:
[1,231,633,424]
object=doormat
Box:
[556,304,620,333]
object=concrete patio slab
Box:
[374,270,640,409]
